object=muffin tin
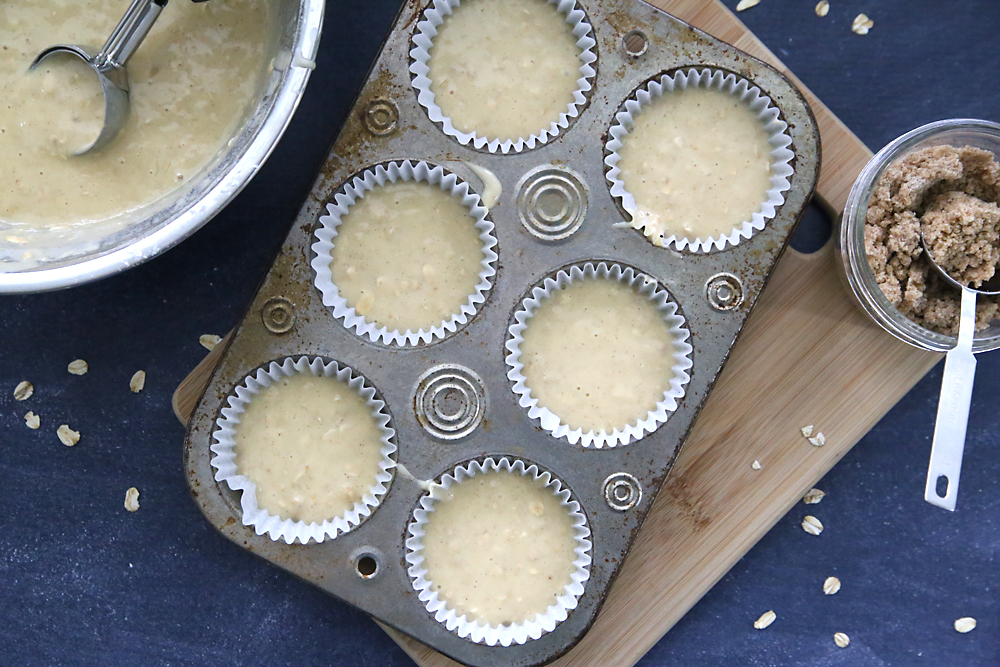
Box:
[182,1,820,665]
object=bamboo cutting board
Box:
[173,1,941,664]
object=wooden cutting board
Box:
[173,1,941,664]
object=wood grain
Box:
[173,2,940,665]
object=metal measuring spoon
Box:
[921,236,1000,510]
[28,0,170,155]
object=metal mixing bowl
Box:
[0,0,324,294]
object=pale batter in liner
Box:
[311,160,498,346]
[1,0,271,263]
[330,180,485,333]
[406,457,591,647]
[605,68,795,253]
[211,357,396,545]
[410,0,596,153]
[506,262,693,448]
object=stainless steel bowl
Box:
[0,0,324,294]
[837,118,1000,353]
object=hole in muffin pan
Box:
[623,29,648,57]
[356,554,379,579]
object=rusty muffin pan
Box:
[182,1,820,665]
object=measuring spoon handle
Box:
[924,287,978,511]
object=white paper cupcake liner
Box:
[409,0,597,154]
[404,457,592,646]
[310,160,498,346]
[210,356,396,545]
[605,68,795,253]
[505,261,693,448]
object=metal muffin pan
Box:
[183,1,821,665]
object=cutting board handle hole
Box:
[789,201,832,255]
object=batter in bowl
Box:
[518,278,679,433]
[234,372,387,525]
[617,86,774,246]
[419,469,578,627]
[427,0,582,142]
[330,180,486,333]
[0,0,270,260]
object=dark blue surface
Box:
[1,1,998,665]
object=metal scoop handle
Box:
[99,0,168,74]
[924,286,978,511]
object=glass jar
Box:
[836,118,1000,353]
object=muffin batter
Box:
[617,86,773,245]
[428,0,582,142]
[420,470,577,626]
[234,373,386,525]
[519,278,678,433]
[1,0,270,256]
[331,180,485,332]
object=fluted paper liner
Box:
[410,0,597,154]
[405,457,592,646]
[605,68,795,253]
[210,356,396,545]
[506,262,693,447]
[311,160,498,346]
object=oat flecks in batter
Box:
[617,87,773,247]
[427,0,582,142]
[866,145,1000,334]
[419,470,578,627]
[0,0,270,238]
[331,180,485,334]
[519,278,678,434]
[234,373,385,525]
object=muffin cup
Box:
[311,160,498,346]
[210,356,396,545]
[505,261,693,448]
[409,0,597,154]
[605,68,795,253]
[404,457,592,646]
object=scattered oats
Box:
[815,0,829,17]
[801,425,814,438]
[754,610,776,629]
[823,576,842,595]
[24,411,40,430]
[129,370,146,394]
[802,515,824,536]
[14,380,33,401]
[803,488,826,504]
[67,359,89,376]
[752,460,762,470]
[809,432,826,447]
[199,334,222,351]
[852,13,873,35]
[57,424,80,447]
[954,617,977,634]
[736,0,760,11]
[124,487,140,512]
[5,235,27,244]
[834,632,850,648]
